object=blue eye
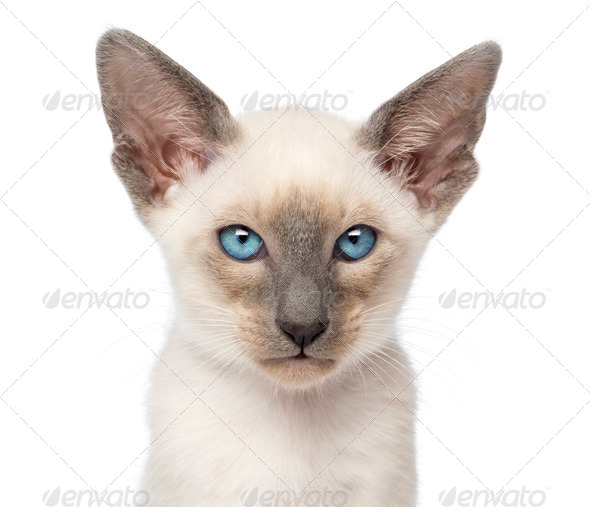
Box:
[334,225,376,261]
[219,225,265,261]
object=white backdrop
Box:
[1,1,589,506]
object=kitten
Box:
[96,30,500,507]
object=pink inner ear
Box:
[141,158,176,200]
[408,124,470,209]
[123,116,206,202]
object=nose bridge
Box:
[277,270,328,325]
[270,196,331,325]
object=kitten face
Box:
[96,30,500,388]
[164,111,425,386]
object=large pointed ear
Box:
[96,29,240,209]
[356,42,501,225]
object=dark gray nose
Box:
[279,320,326,349]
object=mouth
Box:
[266,350,326,364]
[253,351,339,386]
[282,351,330,368]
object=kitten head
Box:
[97,30,500,388]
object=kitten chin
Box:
[256,355,338,386]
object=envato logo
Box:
[438,89,547,112]
[240,487,348,506]
[42,288,151,310]
[42,91,151,112]
[438,288,547,310]
[439,486,546,506]
[42,487,149,507]
[240,90,348,112]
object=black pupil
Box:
[237,230,249,244]
[348,231,360,244]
